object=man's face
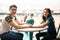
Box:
[9,7,17,15]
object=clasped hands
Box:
[28,24,33,28]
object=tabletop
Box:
[15,27,47,32]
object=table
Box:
[15,27,47,40]
[16,28,47,32]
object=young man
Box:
[0,5,30,40]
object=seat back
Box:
[56,24,60,36]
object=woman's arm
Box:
[31,20,50,28]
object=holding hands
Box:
[29,24,33,28]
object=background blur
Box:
[0,0,60,40]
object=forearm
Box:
[21,25,30,28]
[31,26,40,28]
[15,25,30,29]
[31,24,45,28]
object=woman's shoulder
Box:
[47,16,54,21]
[48,16,53,19]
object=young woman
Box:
[31,8,56,40]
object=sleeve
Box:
[47,17,53,22]
[5,16,13,23]
[15,16,17,20]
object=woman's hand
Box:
[29,24,33,28]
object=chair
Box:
[52,24,60,40]
[39,24,60,40]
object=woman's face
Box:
[43,10,49,17]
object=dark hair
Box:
[42,8,52,20]
[9,5,17,9]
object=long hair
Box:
[42,8,52,20]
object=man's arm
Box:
[15,20,26,25]
[9,20,30,29]
[5,16,30,29]
[15,16,26,25]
